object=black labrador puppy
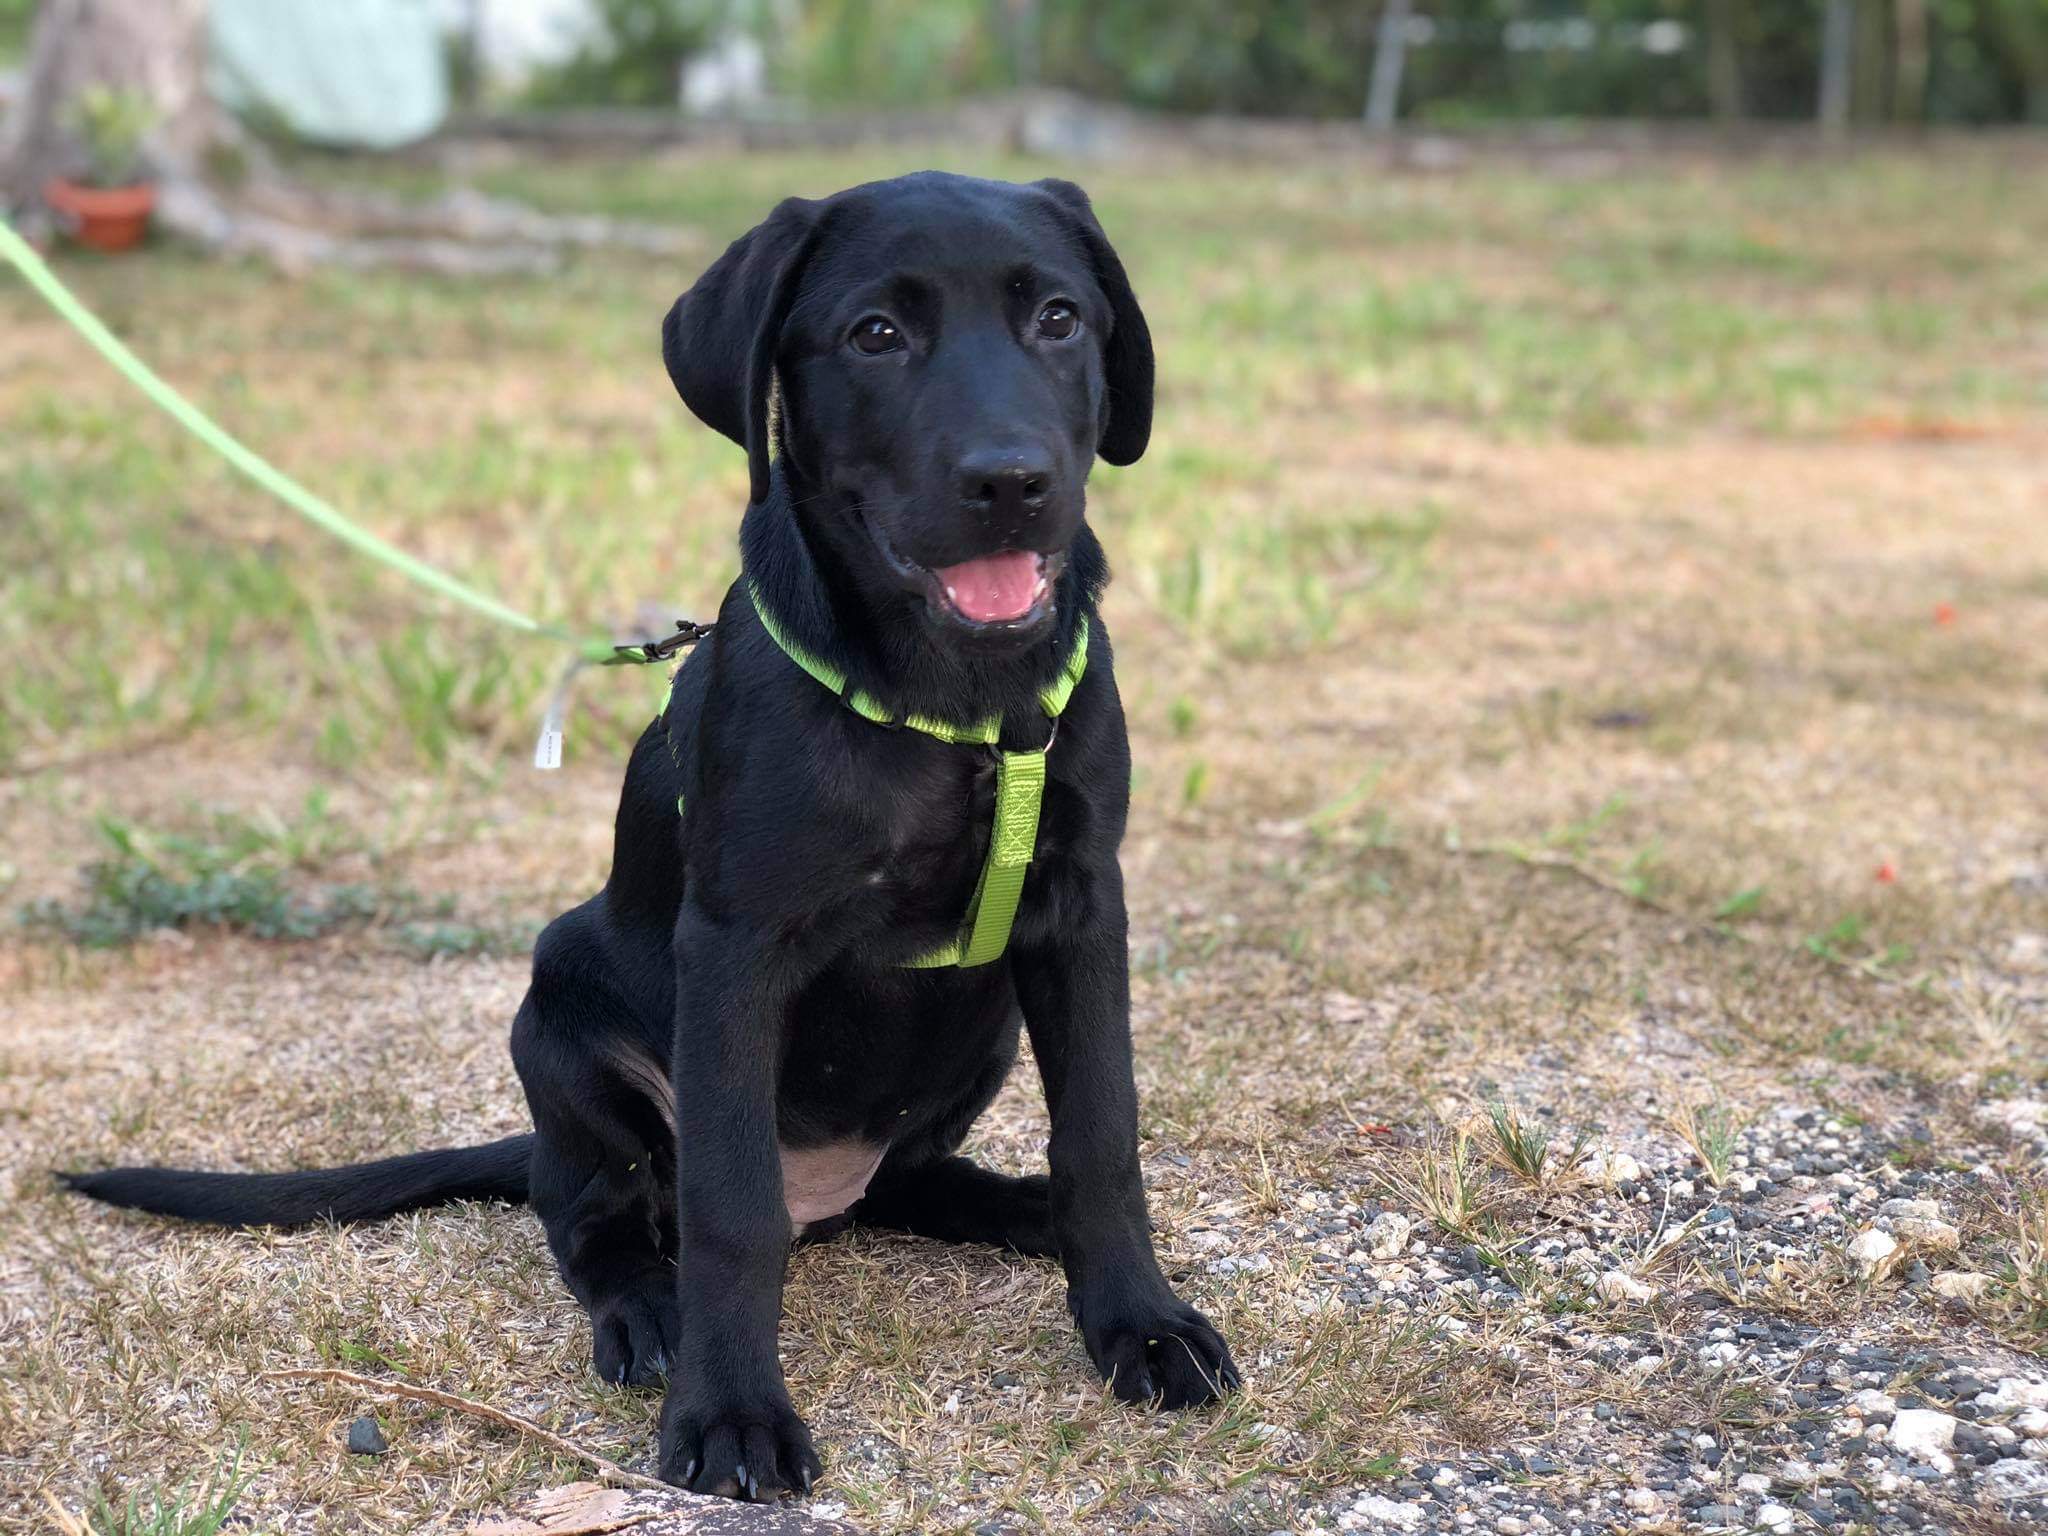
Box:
[66,171,1238,1501]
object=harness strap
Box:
[733,582,1089,968]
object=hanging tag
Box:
[533,655,589,772]
[533,719,564,771]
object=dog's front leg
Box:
[1014,862,1240,1409]
[658,901,820,1501]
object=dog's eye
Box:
[1036,301,1080,341]
[849,316,904,355]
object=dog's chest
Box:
[779,1139,886,1225]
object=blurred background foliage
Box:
[509,0,2048,124]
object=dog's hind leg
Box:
[854,1157,1057,1256]
[513,911,680,1387]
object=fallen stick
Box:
[1448,842,1930,989]
[262,1367,670,1492]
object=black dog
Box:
[66,172,1238,1501]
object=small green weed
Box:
[1712,884,1766,922]
[1803,913,1916,979]
[87,1441,249,1536]
[21,811,380,947]
[1385,1126,1495,1240]
[1485,1101,1593,1189]
[1666,1095,1749,1188]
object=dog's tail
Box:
[59,1134,533,1228]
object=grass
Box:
[1665,1096,1748,1189]
[1483,1102,1592,1191]
[70,1443,250,1536]
[2,138,2046,1532]
[1382,1127,1495,1242]
[18,800,536,957]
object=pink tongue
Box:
[936,550,1042,623]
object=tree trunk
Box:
[1705,0,1743,124]
[1364,0,1413,131]
[1818,0,1855,139]
[1981,0,2048,123]
[1853,0,1891,124]
[0,0,217,216]
[1892,0,1928,124]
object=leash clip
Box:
[622,618,715,665]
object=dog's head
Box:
[663,172,1151,646]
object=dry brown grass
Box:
[3,142,2046,1533]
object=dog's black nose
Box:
[958,451,1053,521]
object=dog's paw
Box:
[658,1386,821,1501]
[1078,1297,1240,1409]
[589,1273,679,1389]
[999,1172,1058,1256]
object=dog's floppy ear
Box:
[1033,178,1154,466]
[662,196,824,505]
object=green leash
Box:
[740,584,1089,969]
[0,216,691,674]
[7,214,1077,965]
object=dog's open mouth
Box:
[865,519,1063,632]
[931,550,1050,625]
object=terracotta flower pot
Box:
[43,177,157,253]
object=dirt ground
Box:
[3,145,2046,1534]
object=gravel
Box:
[1259,1091,2048,1534]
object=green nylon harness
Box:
[665,586,1089,970]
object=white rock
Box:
[1670,1179,1696,1200]
[1757,1504,1795,1533]
[1586,1149,1645,1185]
[1735,1472,1771,1494]
[2015,1407,2048,1440]
[1984,1460,2048,1501]
[1850,1389,1897,1418]
[1777,1459,1817,1487]
[1981,1097,2048,1141]
[1847,1228,1897,1272]
[1699,1341,1741,1370]
[1495,1520,1527,1535]
[1365,1211,1413,1261]
[2027,1439,2048,1462]
[1207,1252,1271,1277]
[1931,1270,1991,1304]
[1595,1269,1657,1304]
[1892,1216,1961,1251]
[1890,1408,1958,1465]
[1879,1196,1940,1221]
[1622,1488,1662,1513]
[1985,1378,2048,1412]
[1350,1495,1424,1532]
[1186,1228,1230,1252]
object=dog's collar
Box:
[733,581,1088,968]
[744,580,1087,747]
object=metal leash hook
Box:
[614,617,716,665]
[536,617,716,771]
